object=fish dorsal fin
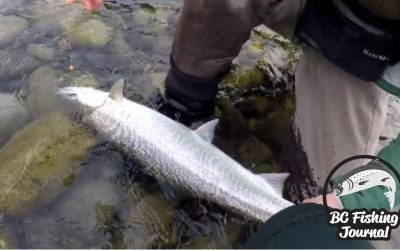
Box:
[194,119,219,143]
[257,173,290,195]
[109,79,124,102]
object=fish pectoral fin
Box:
[194,119,219,143]
[109,79,124,102]
[384,191,395,210]
[257,173,290,196]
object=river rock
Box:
[0,0,24,15]
[0,50,39,82]
[236,96,271,117]
[68,19,112,48]
[0,16,28,48]
[216,101,248,137]
[249,108,292,152]
[69,71,99,88]
[27,44,55,62]
[10,152,123,248]
[0,112,96,216]
[30,0,86,33]
[239,136,272,165]
[0,93,29,146]
[133,4,175,34]
[222,66,264,91]
[122,186,177,248]
[23,66,62,116]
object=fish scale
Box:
[57,83,293,222]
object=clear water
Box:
[0,0,262,248]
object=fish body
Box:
[333,160,396,209]
[57,81,292,222]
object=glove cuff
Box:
[165,56,229,115]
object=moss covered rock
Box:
[239,136,273,165]
[222,67,264,90]
[27,44,55,62]
[236,96,271,117]
[216,101,248,137]
[249,108,292,152]
[0,112,96,216]
[68,19,112,47]
[70,71,99,88]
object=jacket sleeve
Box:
[166,0,305,112]
[243,204,373,249]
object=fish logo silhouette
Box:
[333,159,396,209]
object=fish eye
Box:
[338,183,341,186]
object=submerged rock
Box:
[0,16,28,48]
[0,93,29,146]
[0,112,96,216]
[69,71,99,88]
[68,19,112,48]
[216,101,248,137]
[0,0,24,15]
[27,44,55,62]
[236,96,271,117]
[133,4,175,34]
[122,190,177,249]
[23,66,62,116]
[239,136,272,165]
[12,152,123,248]
[249,108,292,152]
[0,50,39,82]
[30,0,86,33]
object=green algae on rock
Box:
[216,101,248,137]
[69,71,100,88]
[0,112,96,216]
[222,67,264,91]
[27,44,56,62]
[68,19,113,47]
[249,108,292,152]
[239,136,273,165]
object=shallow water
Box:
[0,0,273,248]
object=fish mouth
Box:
[333,182,344,196]
[56,87,79,101]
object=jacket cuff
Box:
[165,56,229,115]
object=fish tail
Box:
[384,191,395,210]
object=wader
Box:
[169,0,388,202]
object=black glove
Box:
[157,57,228,126]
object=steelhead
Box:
[57,80,293,222]
[333,159,396,209]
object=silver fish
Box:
[333,160,397,209]
[57,79,293,222]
